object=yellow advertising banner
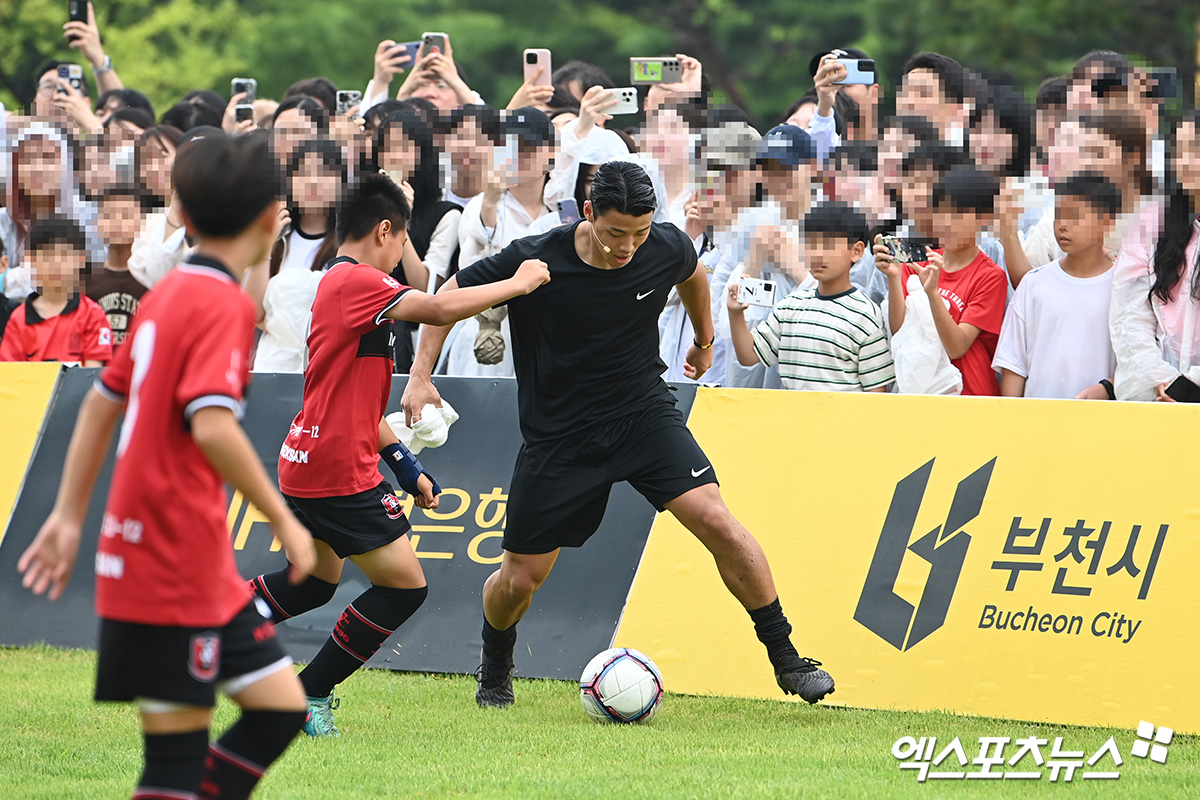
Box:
[0,364,61,545]
[615,388,1200,734]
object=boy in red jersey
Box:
[877,166,1008,395]
[0,215,112,365]
[246,172,549,737]
[19,132,317,800]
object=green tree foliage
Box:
[2,0,1195,128]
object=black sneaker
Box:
[776,657,835,704]
[475,646,515,708]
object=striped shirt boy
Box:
[751,286,895,391]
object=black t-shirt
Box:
[455,220,698,444]
[87,267,149,347]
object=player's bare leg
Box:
[665,484,835,704]
[476,549,559,708]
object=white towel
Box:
[385,401,460,455]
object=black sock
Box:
[199,709,306,800]
[137,729,208,799]
[482,617,517,662]
[246,569,338,622]
[749,598,803,673]
[299,585,428,698]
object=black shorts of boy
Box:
[503,398,718,555]
[94,597,290,708]
[283,480,412,559]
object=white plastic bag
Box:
[891,275,962,395]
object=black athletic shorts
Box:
[284,480,412,558]
[94,597,290,708]
[503,397,718,554]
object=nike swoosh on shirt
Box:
[691,466,712,477]
[636,290,655,300]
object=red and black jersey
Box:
[278,257,410,498]
[0,293,113,364]
[95,255,256,627]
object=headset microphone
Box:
[590,223,612,254]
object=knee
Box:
[498,567,543,600]
[690,499,738,541]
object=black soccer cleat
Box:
[776,657,835,704]
[475,647,515,709]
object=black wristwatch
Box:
[1099,379,1115,400]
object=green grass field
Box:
[4,645,1196,799]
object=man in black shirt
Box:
[403,161,834,707]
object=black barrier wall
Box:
[0,370,697,681]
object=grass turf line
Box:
[3,645,1196,799]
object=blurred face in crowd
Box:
[879,126,919,194]
[82,141,115,199]
[378,127,418,183]
[29,244,84,294]
[411,77,458,111]
[759,160,812,207]
[806,233,864,283]
[1054,195,1111,254]
[644,109,692,171]
[273,109,317,165]
[447,117,491,185]
[899,166,938,233]
[785,100,816,131]
[1174,120,1200,200]
[898,69,960,135]
[515,141,553,183]
[16,136,64,201]
[290,152,340,215]
[930,203,984,251]
[98,195,142,246]
[832,163,887,222]
[968,110,1015,175]
[138,134,176,202]
[580,164,600,201]
[33,68,69,120]
[96,96,127,127]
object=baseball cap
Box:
[504,106,555,147]
[701,121,761,171]
[755,124,816,168]
[808,47,872,79]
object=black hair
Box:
[782,89,857,137]
[335,172,412,246]
[546,85,580,112]
[160,100,222,133]
[804,201,869,245]
[707,104,755,129]
[829,141,878,173]
[1070,51,1131,87]
[448,104,500,141]
[552,60,615,94]
[96,88,155,119]
[783,92,817,123]
[284,78,338,112]
[182,90,227,116]
[967,81,1034,179]
[396,97,442,133]
[1036,76,1069,111]
[173,131,281,238]
[27,214,88,253]
[1055,171,1123,217]
[884,114,940,146]
[98,182,143,202]
[901,142,968,176]
[272,95,330,134]
[364,100,408,134]
[657,95,709,132]
[931,166,999,215]
[902,52,971,104]
[1151,111,1200,304]
[589,161,656,217]
[106,107,155,131]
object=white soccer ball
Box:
[579,647,664,724]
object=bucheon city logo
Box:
[855,458,997,650]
